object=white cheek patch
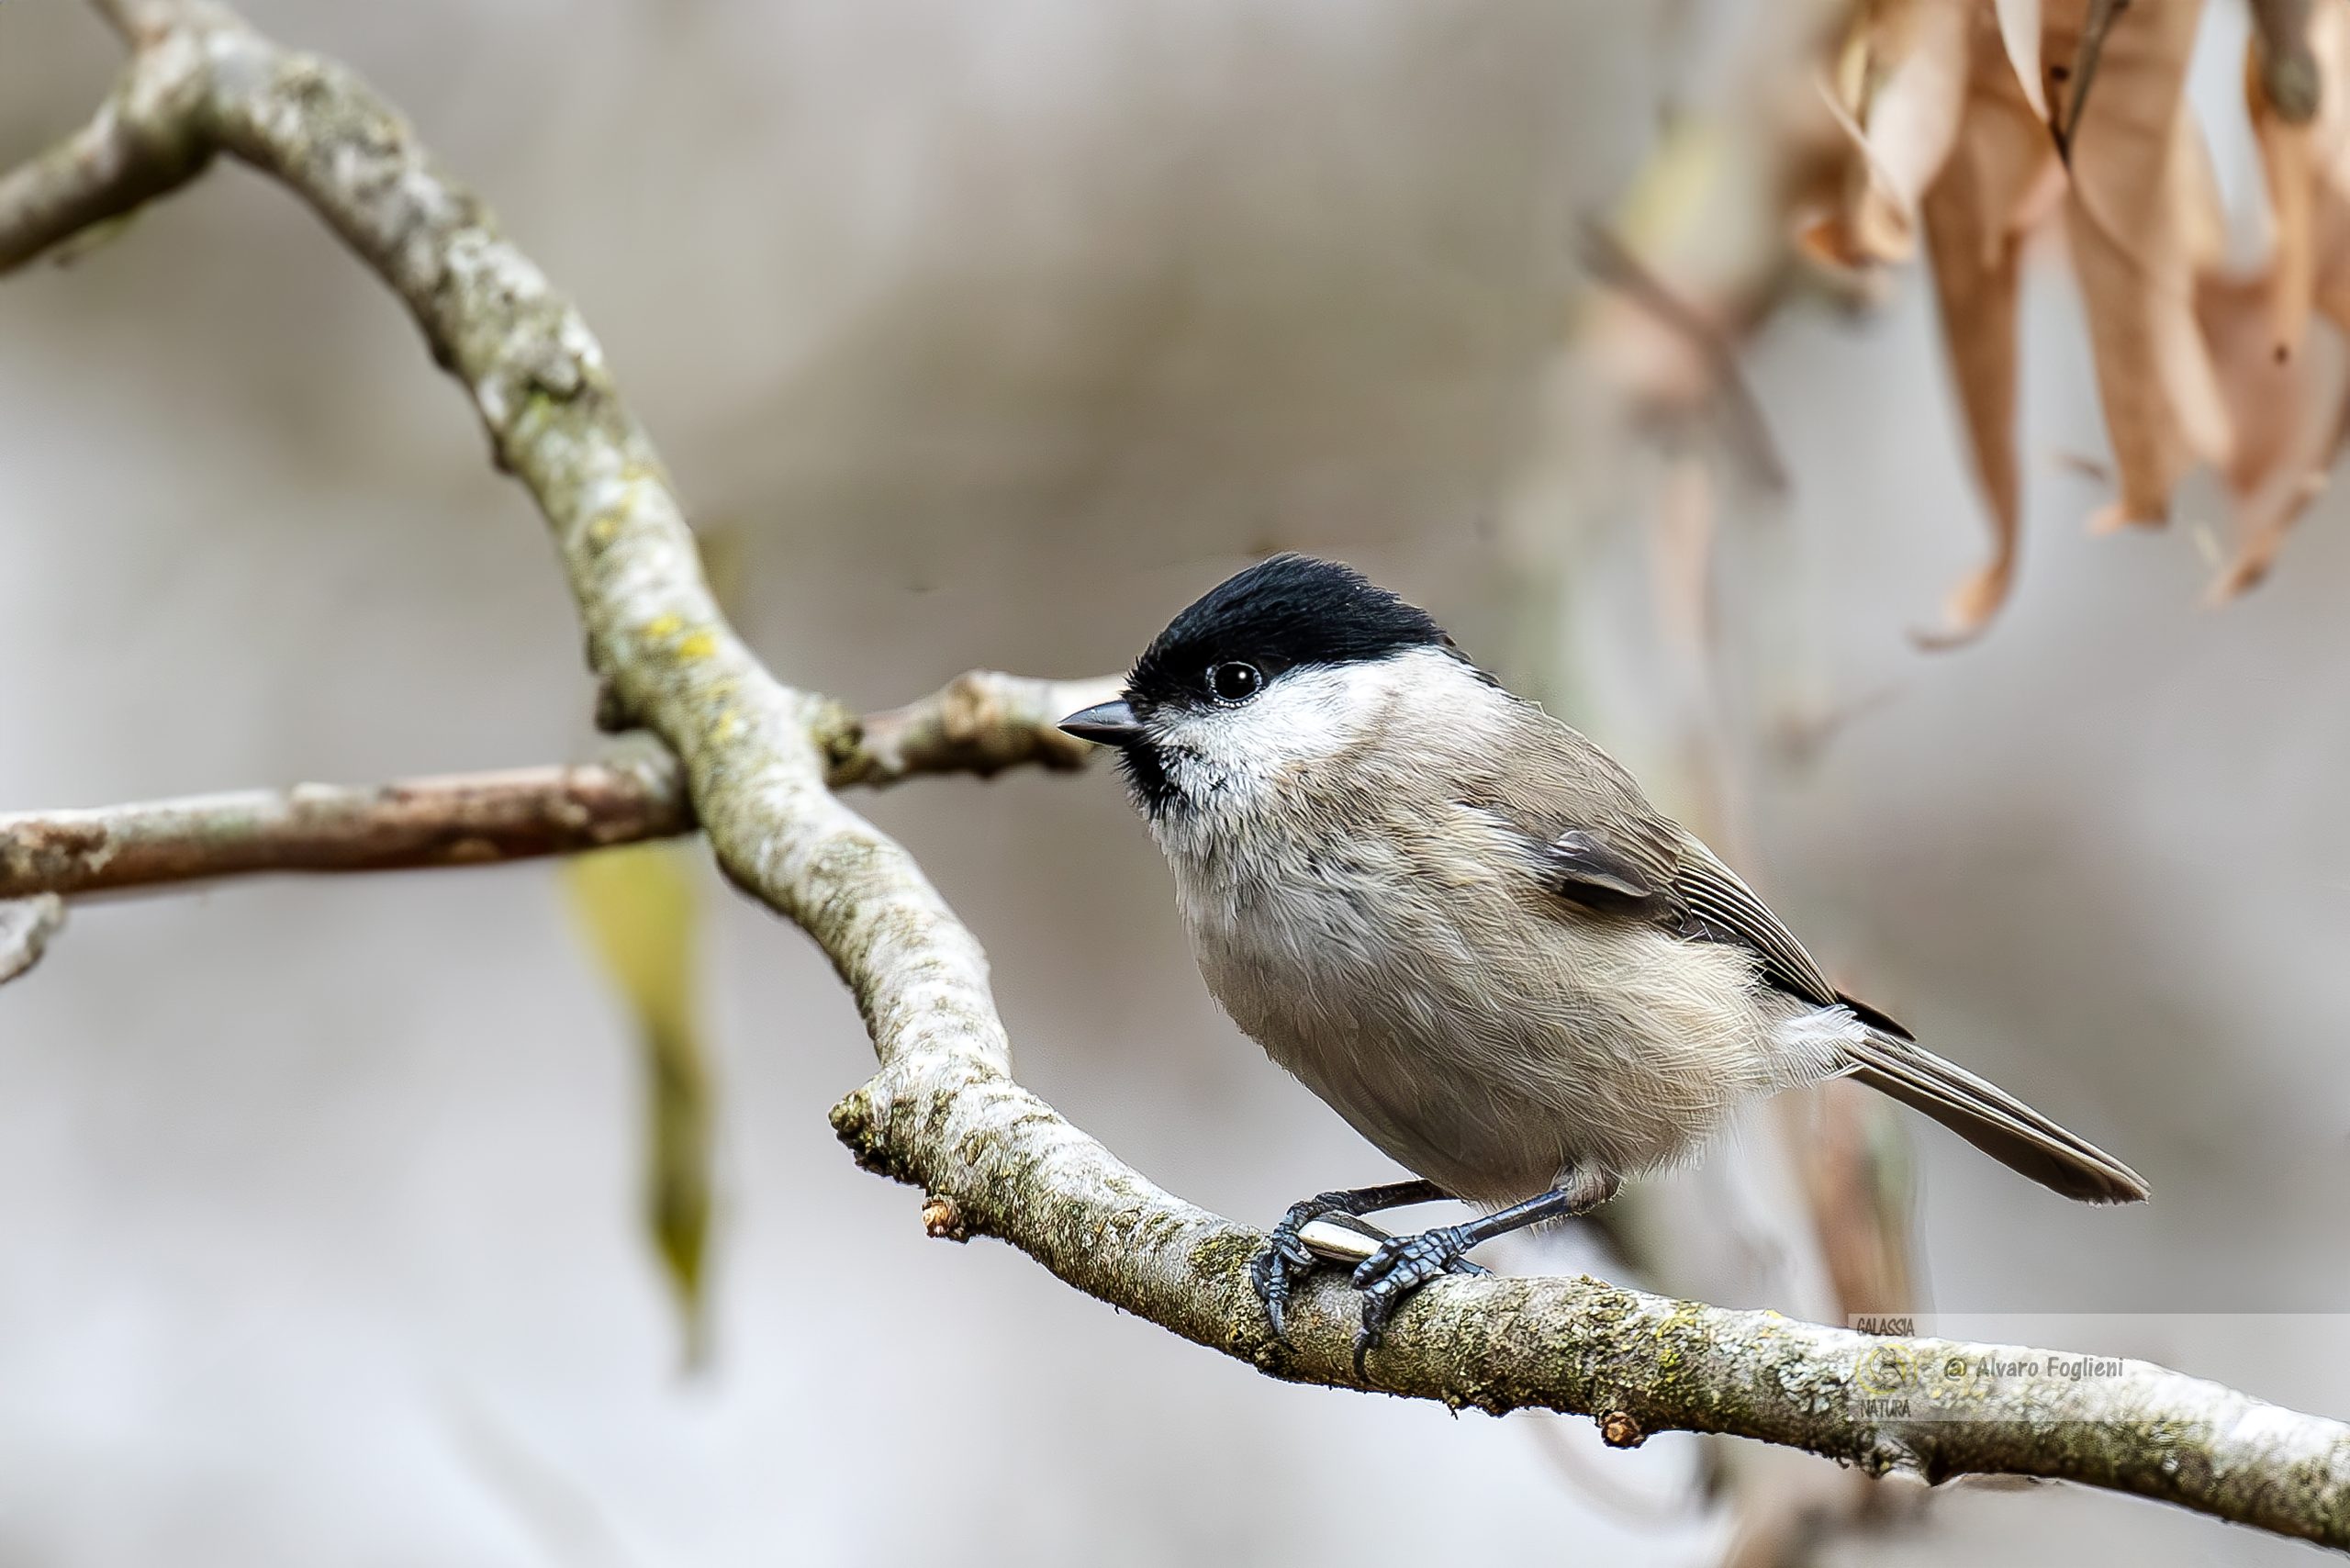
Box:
[1147,658,1408,812]
[1141,646,1499,841]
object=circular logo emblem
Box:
[1855,1342,1917,1398]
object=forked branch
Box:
[0,670,1119,898]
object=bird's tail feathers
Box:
[1841,1030,2149,1204]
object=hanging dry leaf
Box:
[2199,273,2315,505]
[2208,426,2340,598]
[2254,0,2325,121]
[2047,0,2231,532]
[2298,1,2350,325]
[2210,0,2349,595]
[1811,0,1975,267]
[2201,27,2329,566]
[1913,1,2060,646]
[2252,58,2317,362]
[1995,0,2052,121]
[1597,0,2350,637]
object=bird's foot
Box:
[1340,1170,1620,1373]
[1350,1224,1477,1374]
[1248,1181,1472,1339]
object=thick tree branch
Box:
[11,2,2350,1549]
[0,670,1120,898]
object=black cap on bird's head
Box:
[1127,554,1451,707]
[1056,555,1467,806]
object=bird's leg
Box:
[1251,1178,1460,1338]
[1350,1168,1620,1373]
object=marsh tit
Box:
[1060,554,2147,1361]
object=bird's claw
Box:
[1351,1224,1475,1375]
[1250,1190,1486,1347]
[1249,1207,1326,1338]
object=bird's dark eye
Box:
[1208,661,1262,703]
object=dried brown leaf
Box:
[2049,0,2227,533]
[2199,272,2313,505]
[1996,0,2052,121]
[2252,50,2318,364]
[2253,0,2324,122]
[2053,0,2128,162]
[1812,0,1975,266]
[1858,0,1976,261]
[2203,0,2350,596]
[1913,2,2058,647]
[2211,461,2335,597]
[2298,0,2350,326]
[2049,0,2230,531]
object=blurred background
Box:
[4,0,2347,1562]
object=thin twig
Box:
[0,29,211,272]
[1578,221,1789,494]
[0,669,1124,898]
[827,670,1122,788]
[2053,0,2127,164]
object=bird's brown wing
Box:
[1468,706,1886,1018]
[1516,812,2145,1199]
[1474,719,2149,1202]
[1509,798,1871,1019]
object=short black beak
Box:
[1058,699,1143,749]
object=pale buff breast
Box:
[1175,816,1784,1205]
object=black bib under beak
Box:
[1058,699,1143,749]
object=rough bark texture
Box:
[0,765,688,895]
[0,671,1121,898]
[7,2,2350,1549]
[834,672,1123,789]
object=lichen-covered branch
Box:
[0,896,65,986]
[832,1070,2350,1547]
[0,670,1119,898]
[10,1,2350,1550]
[829,671,1122,788]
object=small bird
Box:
[1060,554,2146,1361]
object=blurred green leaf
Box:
[564,841,716,1369]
